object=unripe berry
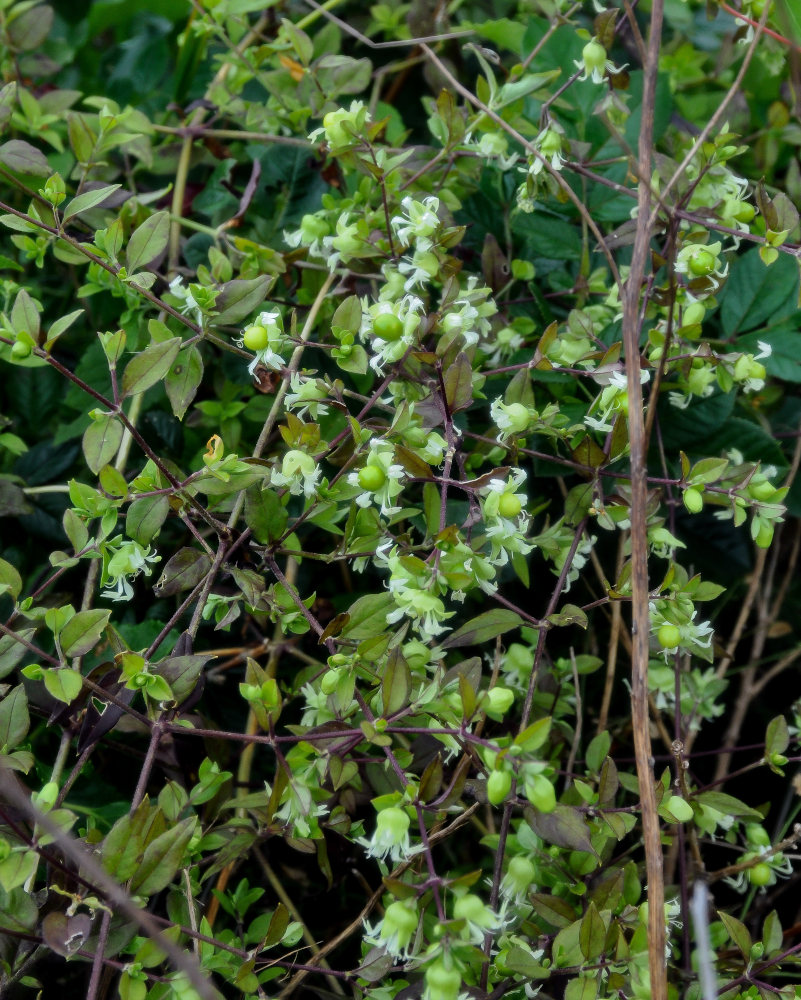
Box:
[498,493,523,518]
[748,862,772,886]
[687,248,717,276]
[487,769,512,806]
[372,314,404,341]
[657,624,681,649]
[243,324,269,351]
[358,465,387,492]
[683,487,704,514]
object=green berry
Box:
[683,487,704,514]
[687,248,717,276]
[657,624,681,649]
[243,324,270,351]
[487,769,512,806]
[372,314,404,341]
[498,493,523,518]
[357,465,387,491]
[748,862,772,886]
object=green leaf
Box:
[526,804,596,855]
[579,902,606,961]
[125,211,170,273]
[0,850,38,892]
[529,892,577,929]
[0,558,22,600]
[43,668,83,704]
[765,715,789,757]
[121,338,182,397]
[129,816,197,896]
[340,593,395,640]
[694,790,762,819]
[82,413,123,474]
[153,548,211,598]
[0,140,50,176]
[443,352,473,412]
[126,495,170,546]
[442,608,523,649]
[165,345,203,420]
[0,685,29,750]
[101,800,153,882]
[381,647,410,715]
[59,609,111,658]
[213,275,274,325]
[244,486,288,544]
[62,184,121,223]
[718,910,751,959]
[719,248,799,336]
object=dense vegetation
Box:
[1,0,801,998]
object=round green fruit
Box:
[683,487,704,514]
[657,624,681,649]
[487,769,512,806]
[687,248,717,277]
[243,324,269,351]
[748,862,772,887]
[498,493,523,518]
[372,313,404,341]
[357,465,387,492]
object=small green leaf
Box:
[213,275,274,325]
[126,495,170,546]
[0,140,50,176]
[0,685,29,750]
[0,850,38,892]
[43,668,83,704]
[0,558,22,600]
[59,609,111,657]
[129,816,197,896]
[442,608,523,649]
[62,184,121,223]
[153,548,211,598]
[121,338,182,397]
[125,211,170,273]
[165,345,203,420]
[82,413,123,474]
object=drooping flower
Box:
[100,537,160,602]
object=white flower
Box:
[391,196,441,251]
[575,38,627,85]
[100,538,160,602]
[270,449,321,498]
[284,373,329,419]
[356,806,415,865]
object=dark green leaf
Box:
[441,608,523,649]
[153,548,211,597]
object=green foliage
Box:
[1,0,801,998]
